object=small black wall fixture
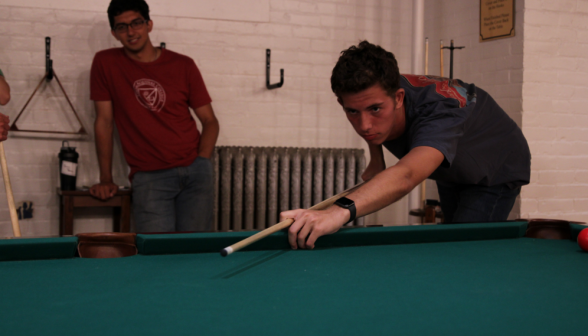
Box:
[45,37,53,81]
[441,39,465,79]
[266,49,284,90]
[160,42,166,49]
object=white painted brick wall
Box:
[424,0,588,223]
[424,0,524,125]
[0,0,414,236]
[423,0,525,219]
[521,0,588,223]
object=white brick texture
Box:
[424,0,525,219]
[0,0,414,235]
[521,1,588,222]
[6,0,586,234]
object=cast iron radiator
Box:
[211,146,366,231]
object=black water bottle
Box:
[58,141,79,191]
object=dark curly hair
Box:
[107,0,151,30]
[331,41,400,98]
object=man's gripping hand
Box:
[0,113,9,141]
[280,206,350,250]
[90,181,118,200]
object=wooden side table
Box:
[58,188,132,236]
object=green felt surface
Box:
[0,237,77,261]
[137,222,528,255]
[1,236,586,335]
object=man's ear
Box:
[337,96,343,107]
[394,88,405,109]
[147,20,153,33]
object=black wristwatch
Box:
[334,197,356,224]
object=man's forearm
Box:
[197,118,219,158]
[94,120,114,183]
[349,164,415,218]
[348,146,445,218]
[0,76,10,106]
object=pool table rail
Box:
[1,221,586,262]
[135,221,530,255]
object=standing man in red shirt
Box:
[90,0,219,232]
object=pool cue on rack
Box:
[440,40,444,77]
[0,143,21,237]
[420,38,429,220]
[220,182,365,257]
[425,38,429,75]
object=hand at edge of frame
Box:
[0,113,9,142]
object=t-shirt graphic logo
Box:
[402,75,470,108]
[133,79,166,112]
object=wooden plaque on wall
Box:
[480,0,515,42]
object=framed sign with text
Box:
[480,0,515,42]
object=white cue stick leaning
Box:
[440,40,444,77]
[425,37,429,76]
[220,182,365,257]
[0,142,21,237]
[421,37,429,215]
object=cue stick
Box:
[421,38,429,218]
[440,40,444,77]
[424,38,429,75]
[220,182,365,257]
[420,181,426,222]
[0,142,21,237]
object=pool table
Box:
[0,221,587,336]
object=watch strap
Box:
[347,203,356,224]
[335,197,356,224]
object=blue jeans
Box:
[132,156,214,232]
[436,181,520,223]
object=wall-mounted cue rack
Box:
[10,37,87,135]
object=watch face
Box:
[336,197,354,208]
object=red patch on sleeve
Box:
[402,75,467,108]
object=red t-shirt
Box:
[90,48,212,180]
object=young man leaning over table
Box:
[89,0,219,232]
[0,68,11,141]
[280,41,530,250]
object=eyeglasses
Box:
[114,19,147,34]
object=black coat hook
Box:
[160,42,166,49]
[266,49,284,90]
[45,37,53,81]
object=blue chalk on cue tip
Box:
[220,247,233,257]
